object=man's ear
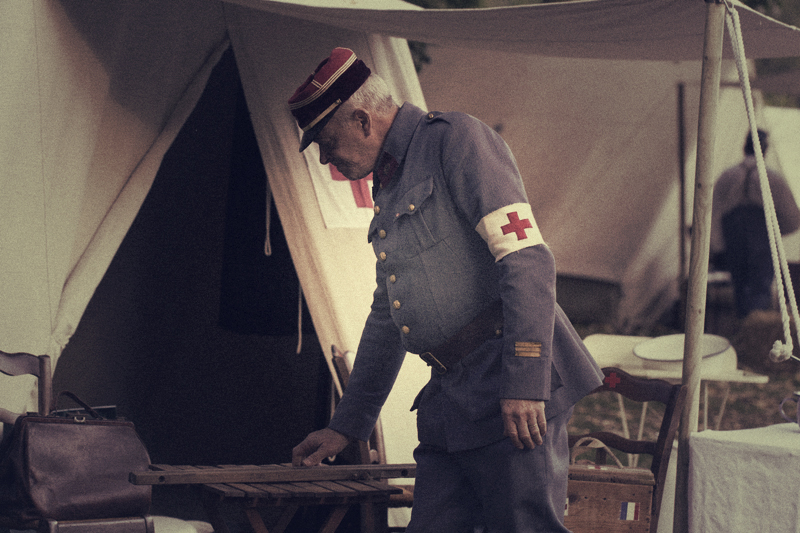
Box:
[353,109,371,137]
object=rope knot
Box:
[769,340,793,363]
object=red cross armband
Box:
[476,202,545,261]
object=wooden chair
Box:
[0,349,155,533]
[565,367,687,533]
[330,346,414,532]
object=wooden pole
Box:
[673,1,725,531]
[678,83,687,297]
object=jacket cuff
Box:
[328,396,380,443]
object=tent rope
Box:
[724,1,800,363]
[296,284,304,355]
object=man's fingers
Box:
[506,419,541,449]
[292,428,352,467]
[504,423,524,450]
[292,440,315,467]
[529,420,543,446]
[303,449,331,467]
[537,412,547,439]
[501,399,547,450]
[517,423,535,449]
[293,440,335,467]
[503,413,535,449]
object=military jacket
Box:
[329,103,602,451]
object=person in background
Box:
[711,129,800,318]
[288,47,603,532]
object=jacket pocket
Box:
[394,177,437,252]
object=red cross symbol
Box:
[501,212,533,240]
[604,372,622,389]
[330,164,373,208]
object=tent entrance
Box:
[52,48,330,468]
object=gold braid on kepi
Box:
[288,47,371,152]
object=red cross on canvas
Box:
[604,372,622,389]
[330,164,373,208]
[501,211,533,240]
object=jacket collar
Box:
[372,103,426,198]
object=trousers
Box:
[405,406,573,533]
[722,204,774,317]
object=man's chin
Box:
[341,169,370,182]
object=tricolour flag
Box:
[619,501,640,521]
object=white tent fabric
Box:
[232,0,800,61]
[0,0,230,413]
[3,0,800,481]
[764,106,800,262]
[223,2,427,391]
[416,46,780,329]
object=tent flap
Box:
[226,0,800,61]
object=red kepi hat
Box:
[288,48,371,152]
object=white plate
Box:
[633,333,731,362]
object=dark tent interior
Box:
[50,49,334,527]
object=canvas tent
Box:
[3,0,800,526]
[418,46,763,330]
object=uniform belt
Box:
[418,300,504,374]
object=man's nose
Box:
[319,148,330,165]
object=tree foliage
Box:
[741,0,800,107]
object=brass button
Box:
[379,229,387,239]
[379,252,387,261]
[408,204,415,212]
[427,112,434,119]
[374,205,381,215]
[402,326,410,334]
[389,274,397,283]
[393,300,401,310]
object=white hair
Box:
[340,73,397,117]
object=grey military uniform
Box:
[329,103,602,531]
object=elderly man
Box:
[289,48,603,532]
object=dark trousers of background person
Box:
[722,204,774,318]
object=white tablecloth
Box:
[690,424,800,532]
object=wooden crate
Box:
[564,465,654,533]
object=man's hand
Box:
[292,428,352,467]
[501,399,547,450]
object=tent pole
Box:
[673,1,725,532]
[678,83,687,299]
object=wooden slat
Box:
[311,480,361,498]
[568,465,655,485]
[246,483,294,498]
[334,479,400,500]
[267,482,325,499]
[0,350,42,377]
[354,479,404,495]
[202,483,245,498]
[201,478,401,503]
[225,483,277,498]
[131,463,416,485]
[288,482,337,498]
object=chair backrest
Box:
[0,349,52,421]
[569,367,687,527]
